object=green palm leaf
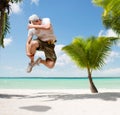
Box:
[92,0,120,35]
[0,12,10,47]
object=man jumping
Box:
[26,14,57,73]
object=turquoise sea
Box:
[0,77,120,89]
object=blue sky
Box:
[0,0,120,77]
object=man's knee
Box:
[47,60,55,69]
[31,41,39,48]
[48,64,55,69]
[27,54,34,58]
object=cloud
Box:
[98,29,117,37]
[55,44,72,66]
[35,51,45,59]
[109,51,120,58]
[105,68,120,75]
[117,42,120,47]
[94,68,120,77]
[31,0,40,5]
[10,2,22,14]
[4,38,12,47]
[105,51,120,63]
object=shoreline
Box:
[0,89,120,115]
[0,77,120,79]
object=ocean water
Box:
[0,77,120,89]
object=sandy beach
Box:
[0,89,120,115]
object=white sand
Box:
[0,89,120,115]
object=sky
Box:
[0,0,120,77]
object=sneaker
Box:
[26,58,41,73]
[34,57,41,65]
[26,62,34,73]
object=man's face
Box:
[32,19,41,25]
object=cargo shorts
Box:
[35,38,57,62]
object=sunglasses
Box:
[35,20,39,22]
[29,19,41,24]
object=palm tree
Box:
[62,36,117,93]
[92,0,120,35]
[0,0,22,47]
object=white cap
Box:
[28,14,40,21]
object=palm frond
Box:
[91,37,111,69]
[92,0,111,8]
[3,13,10,36]
[62,37,88,69]
[92,0,120,35]
[0,12,10,47]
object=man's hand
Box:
[28,23,50,30]
[28,24,34,29]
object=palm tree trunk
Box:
[87,68,98,93]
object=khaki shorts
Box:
[35,38,57,62]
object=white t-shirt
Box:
[28,18,56,41]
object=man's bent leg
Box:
[26,40,39,73]
[40,59,55,68]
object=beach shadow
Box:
[0,94,27,99]
[20,105,51,112]
[1,91,120,102]
[32,91,120,102]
